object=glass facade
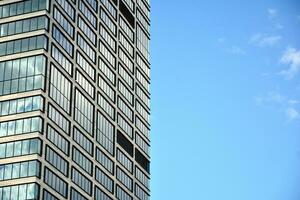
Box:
[0,0,151,199]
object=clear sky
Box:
[150,0,300,199]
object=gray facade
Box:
[0,0,150,199]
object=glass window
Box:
[9,4,17,16]
[6,42,13,55]
[4,164,12,180]
[32,0,39,11]
[21,140,29,155]
[0,160,40,181]
[78,0,96,28]
[12,60,20,79]
[73,127,93,156]
[75,70,95,98]
[12,163,20,179]
[71,167,92,195]
[0,16,48,37]
[95,167,113,193]
[6,143,13,157]
[49,64,72,113]
[24,1,31,13]
[116,185,133,200]
[0,55,46,95]
[0,95,43,117]
[0,43,6,56]
[0,183,40,200]
[51,44,73,75]
[23,118,31,133]
[95,186,113,200]
[29,139,39,154]
[17,2,24,14]
[26,183,37,199]
[100,8,116,35]
[0,24,8,37]
[15,120,23,134]
[77,34,96,63]
[2,6,9,18]
[45,145,69,176]
[14,141,22,156]
[0,144,6,158]
[74,90,94,135]
[6,121,16,135]
[52,25,73,57]
[8,23,15,35]
[48,104,70,134]
[15,21,22,34]
[55,0,75,20]
[23,19,30,32]
[96,112,114,155]
[46,125,69,156]
[53,7,74,38]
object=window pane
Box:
[0,43,6,56]
[6,143,13,157]
[28,37,37,51]
[17,2,24,14]
[20,58,28,77]
[17,98,25,113]
[1,101,9,116]
[12,60,20,79]
[0,144,6,158]
[24,97,32,112]
[24,1,31,13]
[21,38,29,51]
[4,164,12,179]
[23,119,31,133]
[20,162,28,177]
[18,185,27,200]
[6,41,13,54]
[14,40,21,52]
[14,141,22,156]
[9,100,17,114]
[7,121,15,135]
[33,75,43,89]
[8,23,15,35]
[0,24,8,36]
[2,5,9,18]
[3,186,11,200]
[29,139,38,154]
[0,165,4,180]
[28,161,37,176]
[21,140,29,154]
[15,21,22,34]
[38,16,46,29]
[10,186,18,200]
[16,120,23,134]
[30,18,38,31]
[4,61,12,80]
[9,4,17,16]
[0,122,7,137]
[26,183,36,199]
[23,19,30,32]
[32,0,39,11]
[26,77,34,90]
[12,163,20,179]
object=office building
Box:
[0,0,150,199]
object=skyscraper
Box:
[0,0,150,199]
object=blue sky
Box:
[150,0,300,200]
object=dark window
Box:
[117,130,133,156]
[135,148,150,173]
[119,0,134,28]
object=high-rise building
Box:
[0,0,150,199]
